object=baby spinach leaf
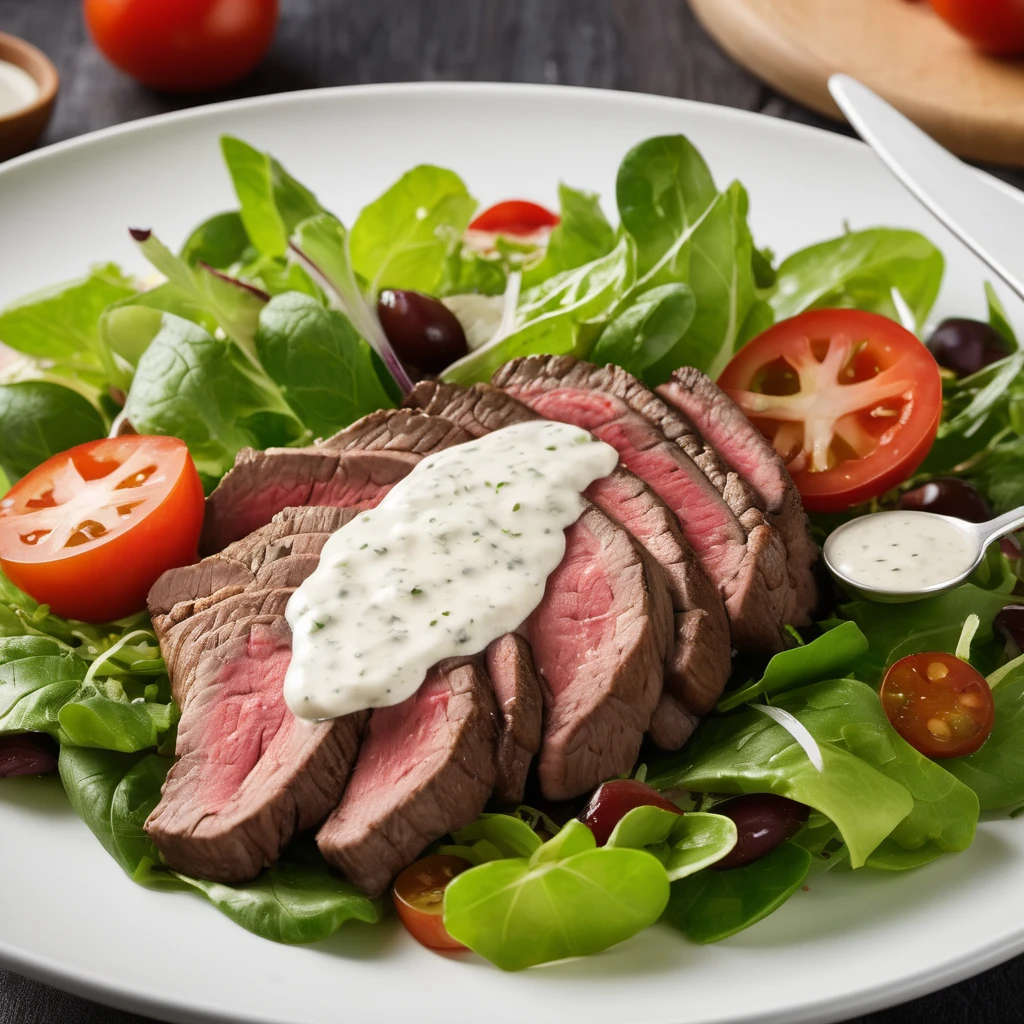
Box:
[221,136,323,258]
[770,227,944,332]
[57,695,177,754]
[180,211,254,269]
[986,282,1018,348]
[0,381,106,481]
[256,292,393,438]
[650,688,914,868]
[945,660,1024,809]
[121,309,306,486]
[522,183,616,287]
[449,813,543,859]
[607,807,737,880]
[59,745,378,943]
[590,282,695,379]
[443,818,669,970]
[718,621,869,711]
[664,841,813,944]
[349,165,476,296]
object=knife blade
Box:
[829,74,1024,303]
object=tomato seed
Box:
[926,661,949,681]
[927,717,952,739]
[958,692,985,708]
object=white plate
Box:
[1,83,1023,1024]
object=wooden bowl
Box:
[0,32,58,162]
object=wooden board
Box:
[690,0,1024,166]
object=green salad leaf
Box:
[349,165,476,296]
[59,746,378,943]
[255,292,394,438]
[0,381,106,481]
[180,211,254,269]
[607,806,738,880]
[443,818,669,970]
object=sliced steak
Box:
[316,657,498,897]
[492,356,791,651]
[407,381,675,780]
[201,447,419,554]
[407,380,731,719]
[145,617,367,883]
[658,367,818,623]
[319,407,473,454]
[485,634,543,804]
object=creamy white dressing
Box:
[284,421,619,720]
[827,510,978,592]
[0,60,39,118]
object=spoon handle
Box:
[978,506,1024,547]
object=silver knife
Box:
[829,74,1024,303]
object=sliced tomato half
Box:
[717,309,942,512]
[0,436,204,622]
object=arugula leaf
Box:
[664,841,813,944]
[255,292,394,437]
[221,137,323,257]
[718,621,869,711]
[650,687,914,868]
[180,211,254,269]
[349,165,476,296]
[590,282,695,379]
[606,807,737,880]
[121,309,306,487]
[442,235,634,385]
[59,746,378,943]
[443,818,669,970]
[770,227,944,332]
[0,382,106,481]
[522,183,615,287]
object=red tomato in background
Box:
[717,309,942,513]
[468,201,560,236]
[0,436,204,622]
[930,0,1024,55]
[84,0,279,93]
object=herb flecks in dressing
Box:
[828,510,977,592]
[284,421,619,720]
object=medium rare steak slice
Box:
[145,618,367,883]
[492,356,791,651]
[317,657,498,897]
[658,367,818,624]
[201,447,418,554]
[486,634,543,804]
[407,380,731,719]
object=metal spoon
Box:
[823,506,1024,603]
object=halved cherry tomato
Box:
[717,309,942,513]
[468,200,560,236]
[393,854,471,951]
[880,652,995,759]
[930,0,1024,56]
[0,436,204,622]
[580,779,683,846]
[84,0,279,93]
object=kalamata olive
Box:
[0,734,58,777]
[377,289,468,374]
[898,477,991,523]
[580,779,683,846]
[995,605,1024,658]
[925,318,1011,378]
[711,793,810,870]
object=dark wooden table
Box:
[0,1,1017,1021]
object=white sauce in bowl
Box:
[827,510,978,593]
[284,421,619,720]
[0,61,39,118]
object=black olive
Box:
[995,605,1024,658]
[377,289,468,375]
[925,318,1011,378]
[711,793,810,870]
[898,477,991,523]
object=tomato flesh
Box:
[718,309,942,512]
[580,779,683,846]
[393,854,471,951]
[930,0,1024,55]
[84,0,279,93]
[0,437,204,622]
[880,652,995,759]
[468,200,560,236]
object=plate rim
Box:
[0,79,1020,1024]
